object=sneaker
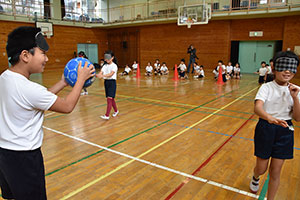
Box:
[100,115,110,120]
[249,176,260,193]
[85,91,88,95]
[80,92,85,96]
[112,110,119,117]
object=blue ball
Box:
[64,57,95,88]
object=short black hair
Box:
[6,26,41,65]
[218,60,223,64]
[261,61,266,65]
[273,51,299,68]
[181,59,185,62]
[78,51,85,56]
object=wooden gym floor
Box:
[1,69,299,200]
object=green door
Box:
[239,41,275,73]
[77,43,98,64]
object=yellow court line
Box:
[61,86,259,200]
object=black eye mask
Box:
[275,57,298,73]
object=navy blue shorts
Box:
[104,79,116,98]
[0,147,46,200]
[254,118,294,159]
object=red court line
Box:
[165,114,255,200]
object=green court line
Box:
[45,98,132,121]
[45,87,245,177]
[259,174,269,200]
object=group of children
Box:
[213,61,241,82]
[0,26,299,200]
[145,59,169,76]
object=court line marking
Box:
[44,88,238,176]
[259,174,269,199]
[44,125,260,200]
[59,86,259,199]
[44,112,55,117]
[140,117,300,150]
[165,114,255,199]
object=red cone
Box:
[217,66,224,85]
[173,64,179,81]
[136,63,141,78]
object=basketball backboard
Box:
[178,4,211,28]
[36,21,53,38]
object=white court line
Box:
[44,112,55,117]
[43,126,264,199]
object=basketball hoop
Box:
[186,19,194,28]
[43,31,51,39]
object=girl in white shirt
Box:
[132,60,138,72]
[160,62,169,75]
[178,59,187,80]
[233,62,241,79]
[96,51,119,120]
[121,64,131,76]
[145,62,153,76]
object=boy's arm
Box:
[254,100,288,127]
[48,74,68,94]
[289,83,300,121]
[49,62,95,113]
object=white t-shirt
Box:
[226,65,233,73]
[179,64,186,71]
[255,81,300,120]
[160,66,168,72]
[267,66,272,74]
[234,66,240,72]
[132,63,138,70]
[146,66,153,72]
[194,65,200,72]
[0,70,57,150]
[258,67,268,76]
[199,69,205,77]
[101,62,118,80]
[124,67,131,73]
[217,65,226,74]
[154,63,160,69]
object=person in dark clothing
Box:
[187,45,198,74]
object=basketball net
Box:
[186,19,193,29]
[43,31,51,39]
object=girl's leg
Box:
[267,158,285,200]
[250,157,269,193]
[105,97,113,117]
[254,157,269,178]
[112,98,118,112]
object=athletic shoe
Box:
[100,115,109,120]
[112,110,119,117]
[80,92,85,96]
[249,176,260,193]
[85,91,88,95]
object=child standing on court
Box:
[96,50,119,120]
[255,61,268,84]
[0,26,94,200]
[249,51,300,200]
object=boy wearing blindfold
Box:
[250,51,300,200]
[0,26,94,199]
